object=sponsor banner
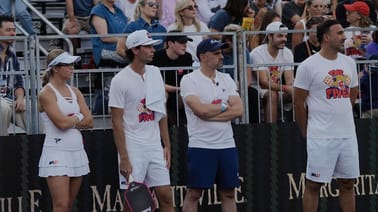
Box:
[0,119,377,211]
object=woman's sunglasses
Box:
[145,2,159,8]
[183,5,198,11]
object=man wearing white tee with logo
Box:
[249,21,294,123]
[109,29,174,212]
[180,38,243,212]
[294,19,360,212]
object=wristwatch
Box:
[221,103,228,112]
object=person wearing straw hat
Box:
[0,15,26,136]
[38,49,94,211]
[109,29,174,212]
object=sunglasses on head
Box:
[184,5,198,11]
[145,2,159,8]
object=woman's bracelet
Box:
[74,113,84,123]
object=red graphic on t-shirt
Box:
[211,99,222,104]
[137,98,155,122]
[323,69,351,99]
[269,66,281,83]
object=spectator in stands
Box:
[250,0,272,17]
[90,0,128,67]
[116,0,167,58]
[222,24,260,123]
[366,30,378,59]
[221,24,249,79]
[0,0,36,35]
[159,0,176,28]
[266,0,283,16]
[323,0,337,15]
[197,0,227,24]
[151,30,194,127]
[281,0,306,48]
[250,21,294,123]
[360,55,378,118]
[294,19,360,212]
[249,10,281,50]
[294,16,325,71]
[360,30,378,118]
[180,38,243,212]
[343,1,374,59]
[336,0,376,28]
[0,15,26,136]
[61,0,99,51]
[90,0,128,115]
[291,0,325,49]
[167,0,209,63]
[38,49,93,212]
[115,0,138,21]
[208,0,255,40]
[109,30,174,212]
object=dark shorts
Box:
[186,147,240,189]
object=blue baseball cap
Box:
[196,39,229,60]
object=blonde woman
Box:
[38,49,93,211]
[291,0,325,49]
[167,0,209,62]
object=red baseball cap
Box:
[344,1,370,17]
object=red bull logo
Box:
[137,98,155,122]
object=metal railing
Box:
[3,28,378,134]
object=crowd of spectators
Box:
[2,0,378,132]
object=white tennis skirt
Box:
[38,147,90,177]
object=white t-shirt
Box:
[344,26,375,59]
[249,44,294,92]
[115,0,137,22]
[180,69,238,149]
[294,53,358,138]
[167,22,210,62]
[197,0,227,24]
[109,65,164,150]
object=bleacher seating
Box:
[29,0,66,34]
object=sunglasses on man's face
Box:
[183,5,198,11]
[145,2,159,8]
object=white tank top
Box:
[40,83,84,150]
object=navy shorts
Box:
[186,147,240,189]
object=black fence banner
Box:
[1,119,377,211]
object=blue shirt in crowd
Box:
[123,17,167,50]
[90,3,128,66]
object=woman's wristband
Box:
[74,113,84,123]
